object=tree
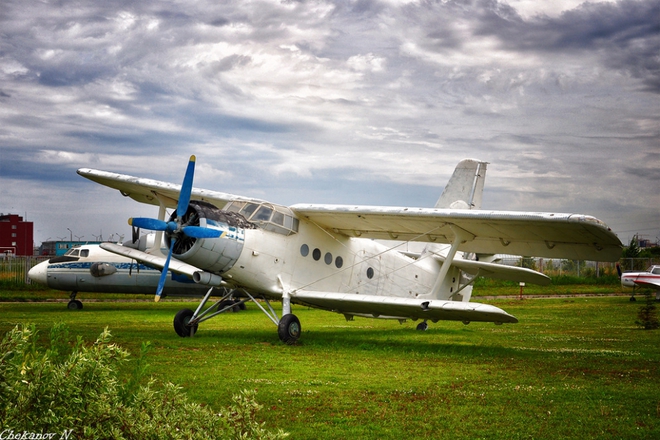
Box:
[622,235,640,259]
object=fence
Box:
[0,256,49,288]
[2,255,659,289]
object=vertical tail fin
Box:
[424,159,488,301]
[435,159,488,209]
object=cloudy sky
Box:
[1,0,658,247]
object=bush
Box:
[635,294,660,330]
[0,323,288,439]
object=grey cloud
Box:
[0,0,658,243]
[478,0,660,92]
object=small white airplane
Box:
[76,157,622,344]
[619,265,660,301]
[28,237,241,310]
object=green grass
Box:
[472,277,624,297]
[0,294,658,439]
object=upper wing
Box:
[77,168,262,209]
[78,168,621,261]
[291,204,622,261]
[291,291,518,324]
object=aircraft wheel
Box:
[218,300,236,312]
[278,314,301,345]
[629,296,637,302]
[235,298,247,311]
[416,321,428,331]
[67,300,83,310]
[173,309,198,338]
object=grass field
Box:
[1,294,658,439]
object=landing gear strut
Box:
[67,292,83,310]
[172,287,301,344]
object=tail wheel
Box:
[174,308,198,337]
[278,314,301,345]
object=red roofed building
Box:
[0,214,33,256]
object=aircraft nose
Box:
[621,277,635,288]
[28,260,49,285]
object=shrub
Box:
[635,294,660,330]
[0,323,288,439]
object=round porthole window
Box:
[335,256,343,268]
[300,244,309,257]
[324,252,333,265]
[366,267,374,279]
[312,248,321,261]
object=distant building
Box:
[0,214,34,256]
[39,240,103,257]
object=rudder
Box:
[434,159,488,209]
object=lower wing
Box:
[291,290,518,324]
[632,279,660,290]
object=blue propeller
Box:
[128,155,222,301]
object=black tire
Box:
[278,314,301,345]
[416,321,428,331]
[173,309,198,337]
[67,300,83,310]
[218,300,235,312]
[235,298,247,311]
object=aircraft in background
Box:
[619,265,660,301]
[28,236,244,311]
[77,157,622,344]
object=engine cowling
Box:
[165,201,254,274]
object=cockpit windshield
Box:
[224,201,299,235]
[64,247,89,258]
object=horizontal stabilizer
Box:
[291,290,517,324]
[441,257,551,285]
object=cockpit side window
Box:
[80,249,89,257]
[239,203,258,218]
[223,201,299,235]
[652,267,660,275]
[65,249,80,257]
[253,206,273,222]
[225,202,244,213]
[271,211,285,226]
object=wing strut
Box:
[429,225,475,299]
[147,194,169,255]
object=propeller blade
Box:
[177,155,196,218]
[156,238,175,302]
[182,226,224,239]
[130,217,169,231]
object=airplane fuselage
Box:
[621,265,660,300]
[29,244,210,296]
[180,213,466,304]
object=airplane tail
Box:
[424,159,488,301]
[434,159,488,210]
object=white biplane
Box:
[77,157,622,344]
